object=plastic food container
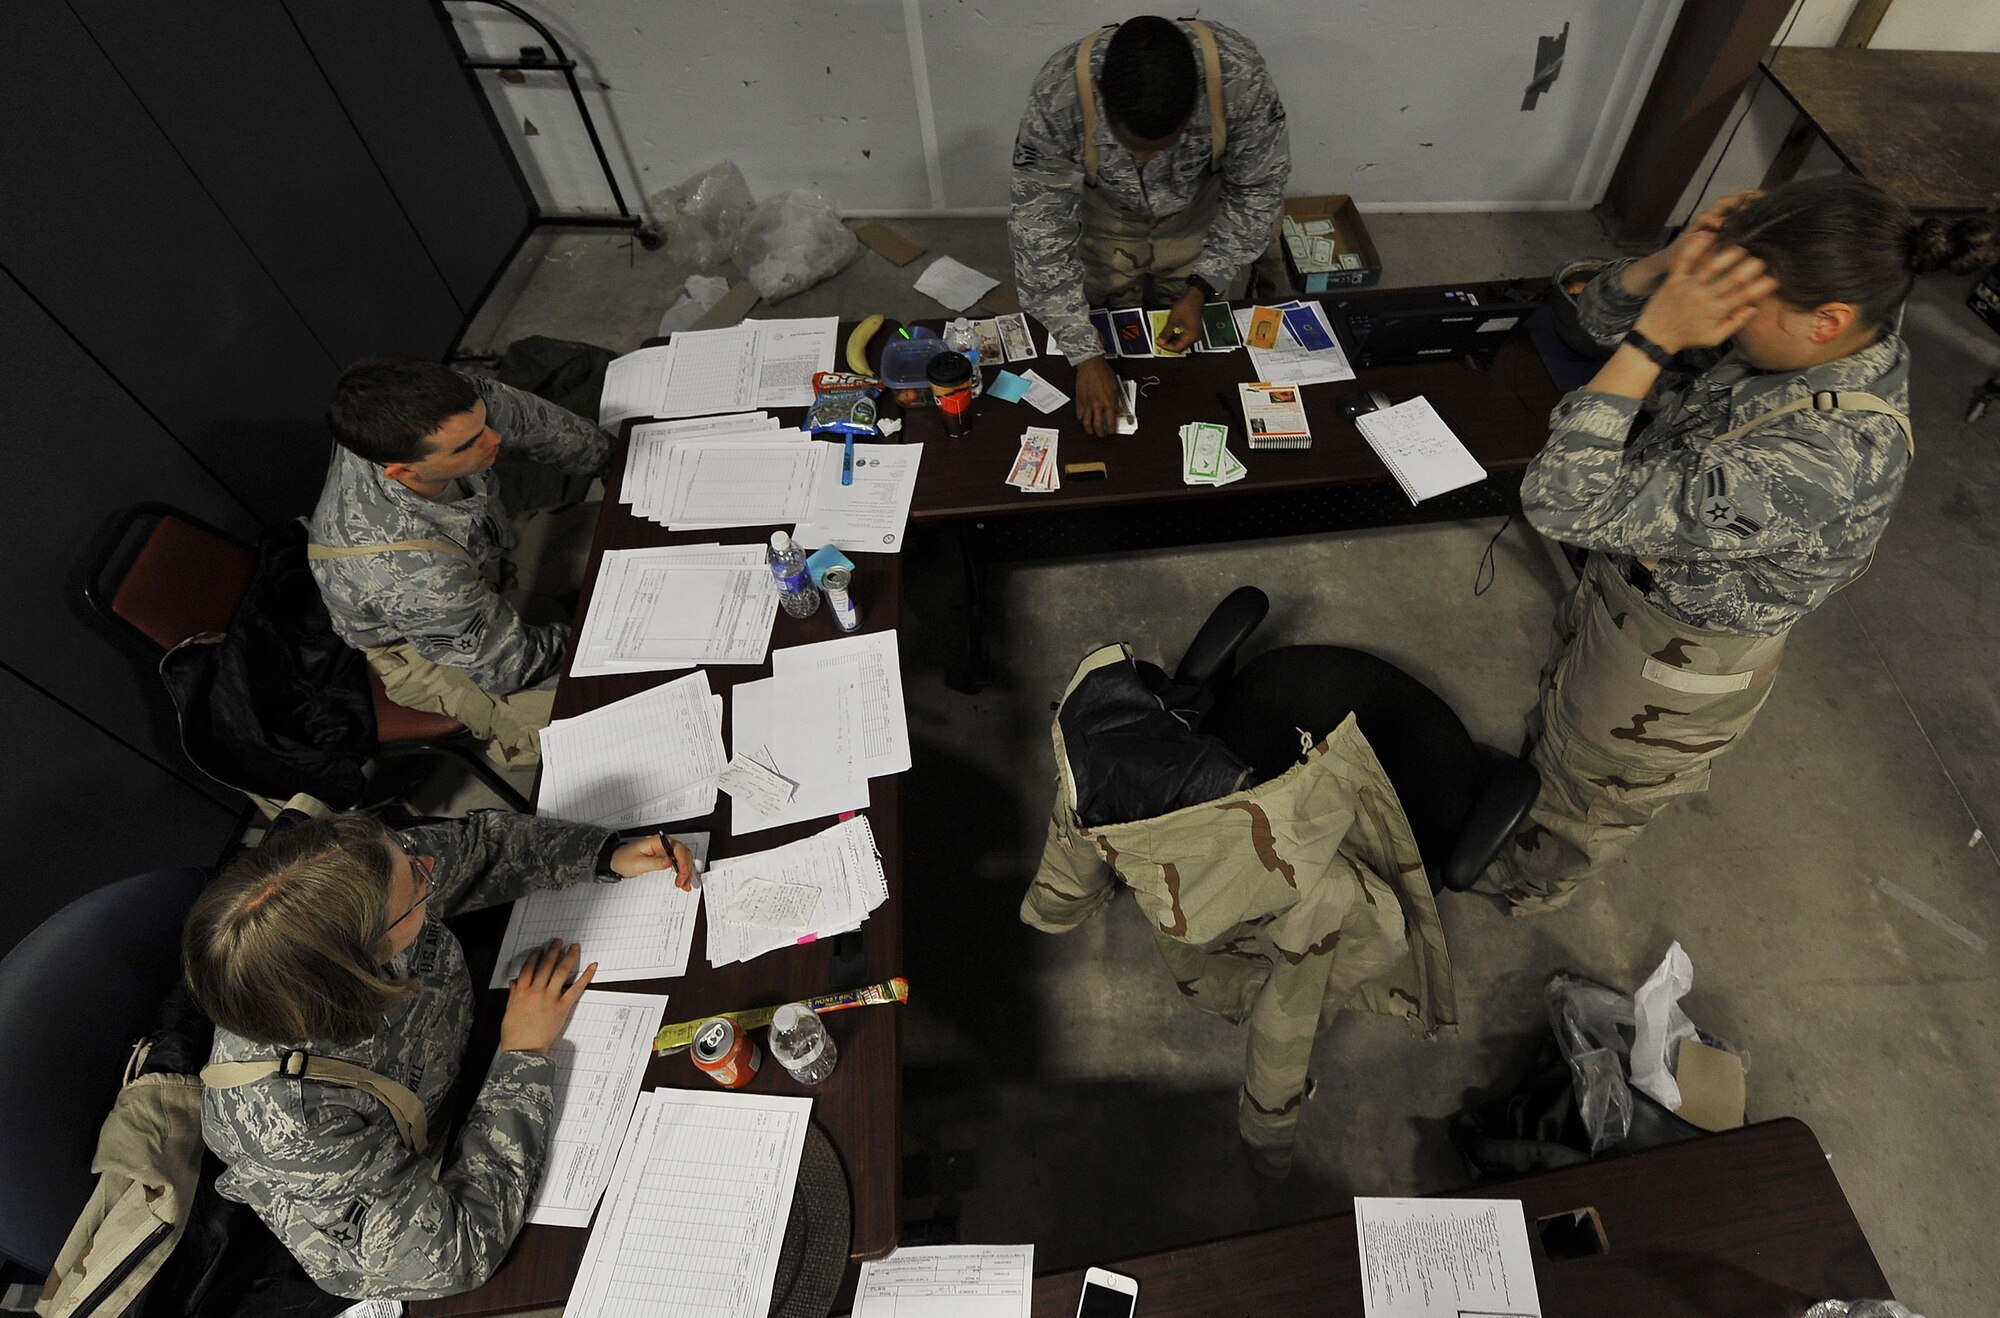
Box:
[881,334,948,408]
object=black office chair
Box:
[1175,587,1540,892]
[82,503,530,812]
[0,867,210,1275]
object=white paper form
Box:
[1352,396,1488,504]
[702,815,888,967]
[536,671,727,830]
[789,442,924,554]
[563,1088,814,1318]
[1234,304,1357,386]
[571,545,776,676]
[599,344,678,429]
[1353,1197,1543,1318]
[649,323,763,419]
[771,631,912,777]
[622,413,777,509]
[913,256,1000,311]
[489,833,712,988]
[727,666,868,834]
[752,317,839,407]
[853,1245,1035,1318]
[657,442,825,529]
[527,992,671,1228]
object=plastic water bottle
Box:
[945,317,984,397]
[767,531,820,619]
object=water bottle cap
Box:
[770,530,791,551]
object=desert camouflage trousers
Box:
[1480,552,1786,913]
[365,642,556,767]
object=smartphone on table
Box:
[1075,1266,1139,1318]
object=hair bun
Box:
[1909,214,2000,275]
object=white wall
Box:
[1671,0,2000,226]
[449,0,1686,218]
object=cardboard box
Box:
[1279,195,1382,294]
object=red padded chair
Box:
[84,504,530,811]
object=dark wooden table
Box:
[1029,1119,1890,1317]
[412,453,906,1318]
[1762,47,2000,212]
[903,283,1564,525]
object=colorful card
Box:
[972,319,1006,365]
[987,370,1031,403]
[1280,302,1337,352]
[1088,308,1119,358]
[1147,309,1192,358]
[1246,305,1284,350]
[1110,308,1154,357]
[1199,301,1242,350]
[996,312,1038,362]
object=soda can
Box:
[690,1017,761,1088]
[823,567,860,632]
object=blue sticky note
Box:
[988,370,1031,403]
[805,544,854,588]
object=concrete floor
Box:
[467,213,2000,1314]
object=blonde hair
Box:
[183,813,416,1046]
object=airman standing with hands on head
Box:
[1009,14,1290,436]
[1479,175,1998,914]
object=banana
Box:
[845,313,885,375]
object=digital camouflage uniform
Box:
[308,375,610,761]
[201,810,616,1301]
[1481,258,1914,912]
[1025,678,1455,1166]
[1009,19,1290,366]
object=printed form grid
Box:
[581,1097,810,1318]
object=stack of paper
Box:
[620,412,785,511]
[1353,395,1488,503]
[1238,382,1313,450]
[853,1245,1035,1318]
[1354,1196,1543,1318]
[703,815,890,967]
[489,833,712,988]
[537,671,728,829]
[570,544,779,677]
[620,438,925,553]
[597,318,838,428]
[1180,421,1247,486]
[523,992,671,1228]
[1006,427,1060,492]
[565,1089,813,1318]
[772,631,912,777]
[1233,301,1356,386]
[727,663,870,834]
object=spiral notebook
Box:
[1352,395,1487,503]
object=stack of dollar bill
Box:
[1006,426,1060,492]
[1180,421,1246,487]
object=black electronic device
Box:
[1332,283,1544,367]
[1338,389,1393,418]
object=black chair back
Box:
[1203,645,1492,879]
[0,867,210,1271]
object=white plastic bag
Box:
[1629,941,1699,1110]
[734,191,859,302]
[647,161,756,273]
[656,274,736,336]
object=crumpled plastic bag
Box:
[657,273,735,336]
[1806,1303,1926,1318]
[1630,940,1699,1110]
[647,161,755,273]
[734,191,860,302]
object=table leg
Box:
[950,522,994,695]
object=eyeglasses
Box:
[389,853,434,931]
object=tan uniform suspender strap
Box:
[1075,18,1227,188]
[307,538,477,567]
[1635,389,1913,573]
[1707,389,1914,456]
[203,1051,431,1154]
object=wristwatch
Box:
[1621,328,1675,368]
[1187,273,1219,300]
